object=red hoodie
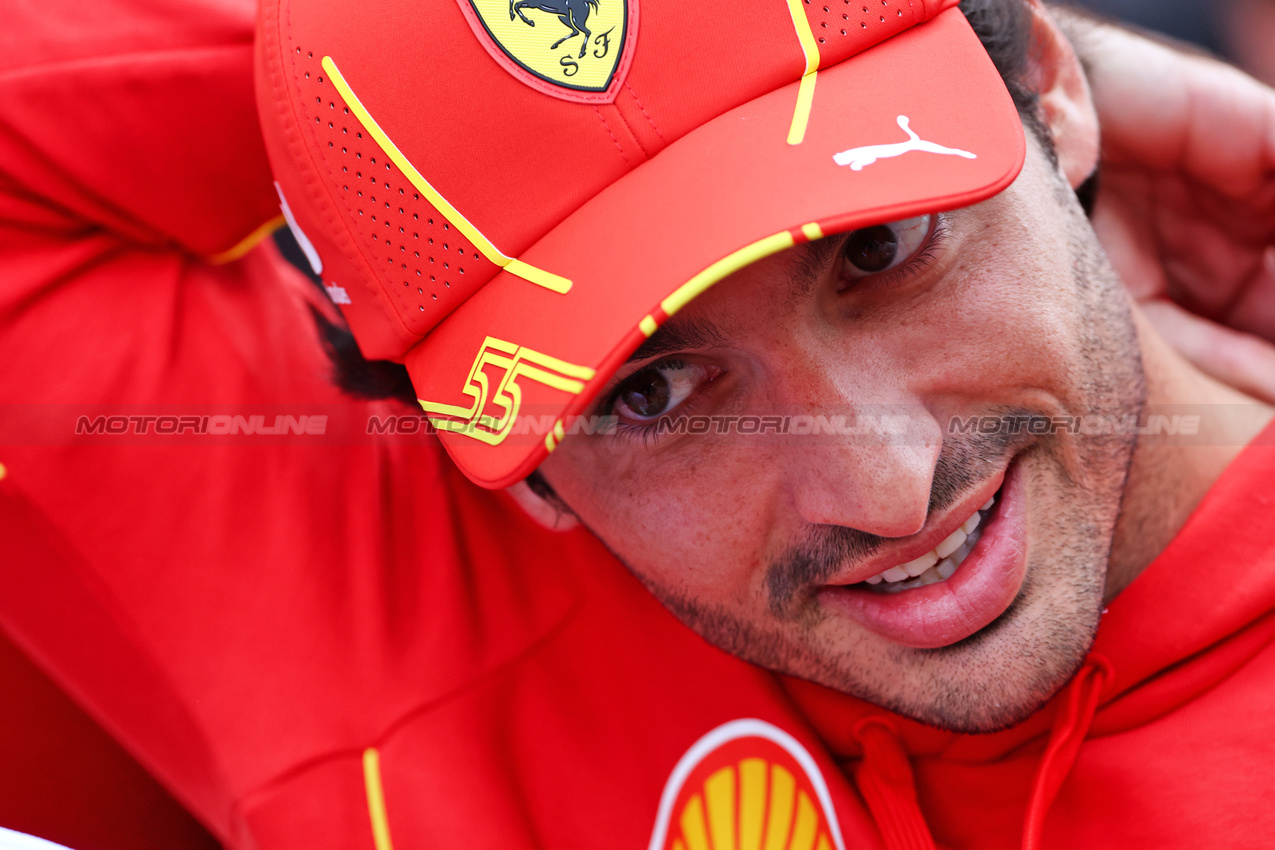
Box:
[2,3,1273,849]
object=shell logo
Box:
[649,719,848,850]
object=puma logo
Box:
[833,116,977,171]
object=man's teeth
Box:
[862,495,997,592]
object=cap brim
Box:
[407,7,1026,488]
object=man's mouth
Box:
[859,494,998,593]
[818,456,1029,649]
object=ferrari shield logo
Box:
[458,0,636,102]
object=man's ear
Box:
[505,479,580,531]
[1026,1,1100,188]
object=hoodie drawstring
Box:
[853,718,937,850]
[1022,658,1111,850]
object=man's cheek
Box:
[928,255,1084,394]
[620,471,773,593]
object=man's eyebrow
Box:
[623,235,844,366]
[790,234,844,299]
[625,315,727,364]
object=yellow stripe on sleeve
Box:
[362,748,395,850]
[208,215,285,265]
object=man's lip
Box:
[824,469,1008,587]
[817,455,1030,648]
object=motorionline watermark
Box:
[366,413,618,437]
[66,411,1203,440]
[949,413,1202,437]
[75,414,329,436]
[650,414,911,436]
[367,413,912,438]
[2,403,1263,446]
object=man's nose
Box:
[780,382,942,539]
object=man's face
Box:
[540,133,1145,733]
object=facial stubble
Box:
[619,197,1146,735]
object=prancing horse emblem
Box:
[510,0,599,59]
[458,0,634,102]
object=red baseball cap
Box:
[255,0,1026,488]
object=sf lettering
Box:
[558,29,611,76]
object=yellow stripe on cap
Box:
[362,748,395,850]
[506,258,571,292]
[661,231,796,318]
[323,56,572,295]
[784,0,822,145]
[801,222,824,241]
[788,72,818,146]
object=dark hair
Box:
[310,0,1089,422]
[961,0,1101,213]
[961,0,1045,139]
[309,305,418,404]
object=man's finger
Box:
[1140,299,1275,404]
[1227,246,1275,341]
[1080,22,1275,203]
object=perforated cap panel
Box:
[803,0,945,67]
[291,48,498,337]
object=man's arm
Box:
[0,0,451,841]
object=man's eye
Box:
[841,215,934,281]
[613,359,707,421]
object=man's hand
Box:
[1061,12,1275,402]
